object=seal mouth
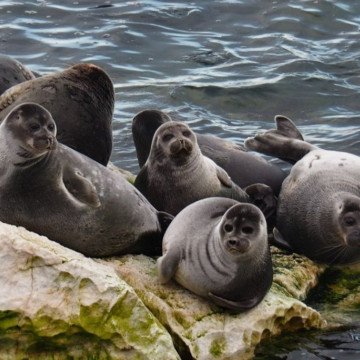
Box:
[170,139,193,157]
[226,238,250,254]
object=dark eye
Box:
[48,123,55,131]
[242,226,254,234]
[162,134,174,142]
[29,123,40,131]
[344,216,356,226]
[183,130,191,137]
[224,224,233,233]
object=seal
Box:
[245,115,360,265]
[0,55,35,95]
[132,109,286,194]
[0,102,173,257]
[134,121,277,217]
[0,63,114,165]
[157,197,273,311]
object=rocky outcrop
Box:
[0,220,327,360]
[0,222,180,360]
[100,248,326,360]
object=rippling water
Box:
[1,0,360,358]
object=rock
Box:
[0,221,180,360]
[99,248,327,360]
[306,264,360,327]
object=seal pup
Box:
[132,109,286,195]
[0,55,35,95]
[134,121,277,217]
[0,102,172,257]
[157,197,273,311]
[245,115,360,265]
[0,63,114,165]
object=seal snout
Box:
[346,231,360,247]
[226,237,251,253]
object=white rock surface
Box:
[101,249,327,360]
[0,221,180,360]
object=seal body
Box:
[0,103,172,257]
[157,197,273,311]
[134,121,254,216]
[0,55,35,95]
[245,116,360,265]
[0,63,114,165]
[132,109,286,194]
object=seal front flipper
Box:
[63,168,101,208]
[208,292,261,311]
[157,245,181,284]
[271,227,294,252]
[244,183,277,220]
[215,162,233,187]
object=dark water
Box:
[1,0,360,359]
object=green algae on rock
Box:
[100,248,326,360]
[0,222,180,360]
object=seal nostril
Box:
[242,226,254,234]
[228,239,237,246]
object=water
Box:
[1,0,360,358]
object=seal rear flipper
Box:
[158,211,174,234]
[244,183,277,220]
[208,292,262,311]
[244,115,317,164]
[156,248,180,284]
[63,169,101,208]
[271,227,294,252]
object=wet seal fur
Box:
[0,63,114,165]
[0,55,35,95]
[134,121,277,217]
[0,102,172,257]
[132,109,286,195]
[157,197,273,311]
[245,115,360,265]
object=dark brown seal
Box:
[0,63,114,165]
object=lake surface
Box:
[1,0,360,359]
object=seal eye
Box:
[224,224,233,233]
[242,226,254,234]
[163,134,174,142]
[48,123,55,131]
[344,216,356,226]
[29,123,40,131]
[182,130,191,137]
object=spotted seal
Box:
[157,197,273,311]
[0,63,114,165]
[132,109,286,194]
[0,102,172,257]
[245,115,360,265]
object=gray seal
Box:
[0,55,35,95]
[245,115,360,265]
[157,197,273,311]
[132,109,286,195]
[0,63,114,165]
[134,121,276,217]
[0,102,172,257]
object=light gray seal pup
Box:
[132,109,286,195]
[0,102,172,257]
[157,197,273,311]
[134,121,277,217]
[0,63,114,165]
[0,55,35,95]
[245,115,360,265]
